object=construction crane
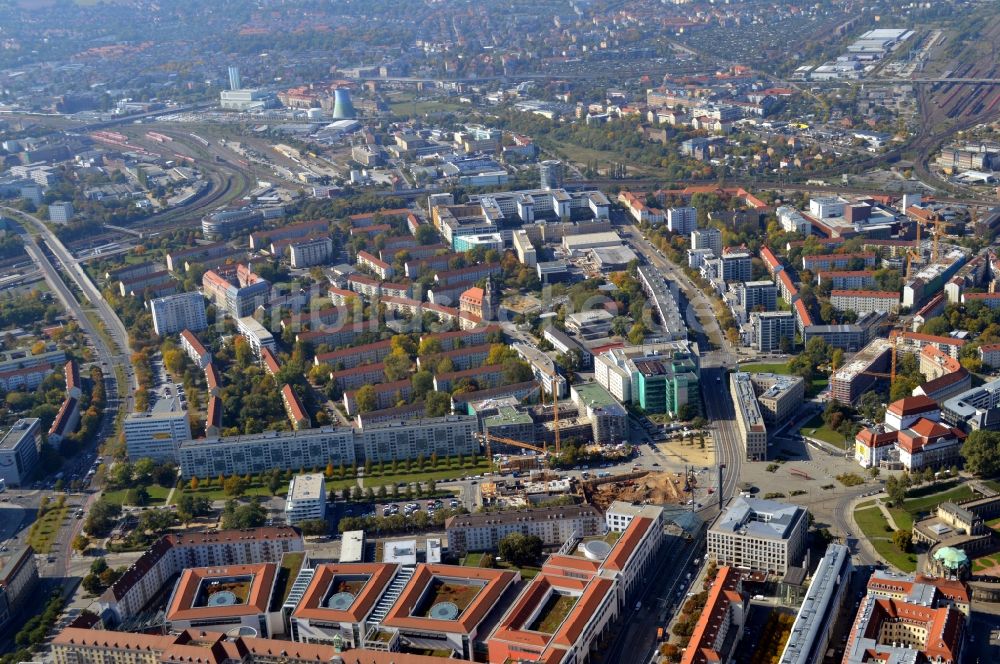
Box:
[831,334,899,385]
[537,365,564,455]
[477,432,547,469]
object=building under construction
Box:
[830,338,893,404]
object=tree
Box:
[627,322,647,345]
[425,390,452,417]
[885,475,908,506]
[961,429,1000,477]
[412,370,434,399]
[325,462,335,478]
[299,519,329,536]
[221,498,266,529]
[268,471,284,495]
[72,534,89,554]
[384,351,411,381]
[355,385,378,413]
[189,476,199,491]
[223,475,248,497]
[125,486,150,506]
[892,529,913,552]
[498,532,543,567]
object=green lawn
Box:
[902,485,975,518]
[798,414,851,449]
[888,507,914,531]
[363,459,490,489]
[854,506,917,573]
[277,552,305,605]
[176,476,358,502]
[462,552,486,567]
[737,362,792,374]
[28,503,70,554]
[102,484,172,506]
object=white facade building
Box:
[667,207,697,234]
[285,473,326,524]
[707,497,808,575]
[124,397,192,463]
[151,292,208,336]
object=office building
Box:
[808,196,848,219]
[942,377,1000,431]
[594,342,700,415]
[751,311,794,353]
[539,160,565,190]
[151,292,208,337]
[179,416,479,478]
[0,419,41,487]
[562,231,622,255]
[97,527,304,623]
[777,206,811,234]
[0,546,39,633]
[691,226,722,257]
[285,473,326,525]
[512,229,536,267]
[730,372,767,461]
[739,281,778,312]
[124,397,191,463]
[707,497,808,575]
[165,562,282,637]
[236,316,276,358]
[570,382,628,444]
[445,505,603,553]
[778,544,852,664]
[48,201,74,223]
[220,88,278,111]
[542,327,593,369]
[749,373,805,424]
[202,265,271,318]
[667,207,697,234]
[289,236,333,268]
[680,566,746,664]
[605,501,667,533]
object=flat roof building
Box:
[749,373,805,425]
[124,396,191,463]
[0,419,41,487]
[285,473,326,525]
[708,497,808,575]
[730,372,767,461]
[778,544,852,664]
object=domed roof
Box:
[933,546,969,569]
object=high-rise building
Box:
[691,226,722,257]
[667,207,697,234]
[730,372,767,461]
[48,201,74,224]
[124,397,191,463]
[228,65,242,91]
[751,311,795,352]
[150,292,208,336]
[284,473,326,524]
[539,160,565,190]
[0,419,41,487]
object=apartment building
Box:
[357,250,394,280]
[691,227,722,257]
[289,236,334,268]
[801,252,877,272]
[680,566,746,664]
[778,545,852,664]
[831,339,893,404]
[313,339,394,371]
[202,265,271,318]
[0,546,39,633]
[667,206,697,234]
[236,316,276,358]
[707,497,808,575]
[830,290,900,315]
[124,397,191,463]
[150,292,208,336]
[178,417,479,478]
[719,252,752,284]
[751,311,794,353]
[179,329,212,369]
[730,372,767,461]
[738,281,778,312]
[816,270,876,289]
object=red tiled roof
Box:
[887,395,938,417]
[831,289,898,299]
[166,563,276,621]
[681,566,743,664]
[293,563,398,623]
[603,517,652,572]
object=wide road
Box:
[3,205,136,398]
[605,527,704,664]
[620,223,744,504]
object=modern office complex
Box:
[150,292,208,336]
[707,497,808,575]
[285,473,326,525]
[942,377,1000,431]
[729,372,767,461]
[0,419,42,487]
[124,396,192,463]
[749,373,805,424]
[164,563,283,637]
[594,342,699,415]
